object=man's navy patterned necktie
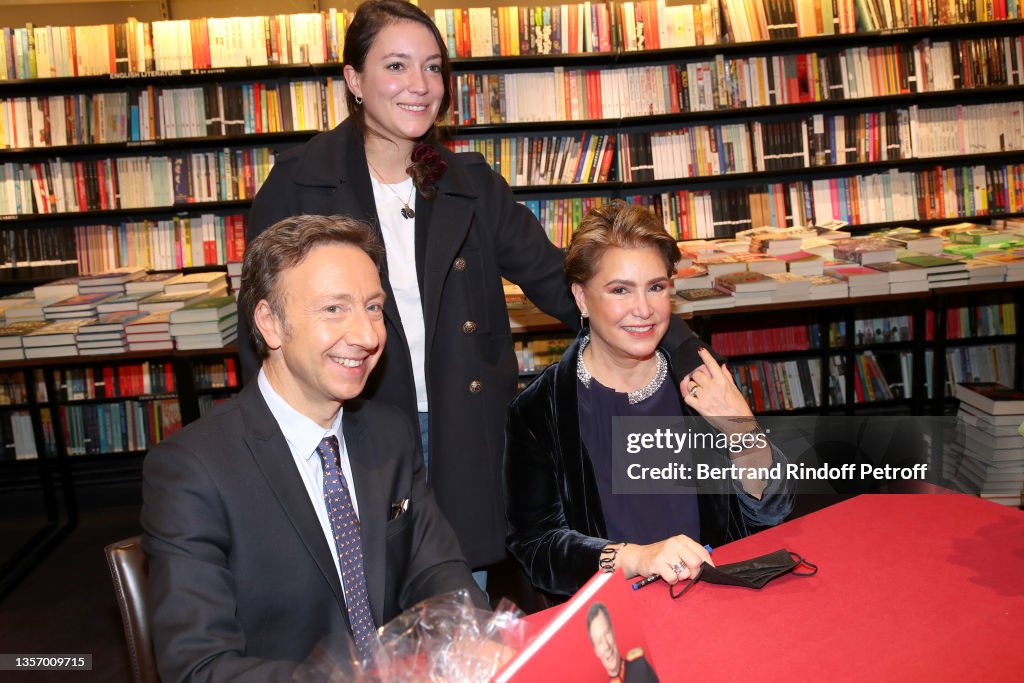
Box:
[316,435,376,661]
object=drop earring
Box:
[355,96,363,105]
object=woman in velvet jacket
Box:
[504,203,794,597]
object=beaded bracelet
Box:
[599,543,626,573]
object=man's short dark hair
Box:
[241,214,384,358]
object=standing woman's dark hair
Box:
[343,0,453,198]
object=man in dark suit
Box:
[142,214,487,682]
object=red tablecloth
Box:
[526,493,1024,681]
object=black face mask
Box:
[671,549,818,599]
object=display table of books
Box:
[519,492,1022,681]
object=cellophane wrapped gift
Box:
[298,590,525,682]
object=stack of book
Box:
[0,321,48,361]
[824,264,889,297]
[125,311,174,352]
[137,272,229,314]
[77,267,147,296]
[97,292,152,314]
[0,297,47,323]
[806,274,849,300]
[962,259,1008,284]
[765,272,813,302]
[676,287,735,311]
[869,262,930,294]
[75,311,144,355]
[23,319,93,359]
[42,292,114,321]
[164,271,229,295]
[879,228,944,255]
[32,277,80,303]
[126,273,177,295]
[832,237,899,266]
[778,250,825,276]
[714,271,777,306]
[227,262,243,296]
[948,383,1024,508]
[672,265,712,290]
[977,253,1024,282]
[897,253,969,288]
[169,296,238,350]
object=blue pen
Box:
[631,544,713,590]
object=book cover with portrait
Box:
[496,570,659,682]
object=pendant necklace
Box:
[367,160,416,219]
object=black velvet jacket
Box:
[504,336,793,597]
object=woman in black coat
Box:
[239,0,578,570]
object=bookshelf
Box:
[1,1,1023,591]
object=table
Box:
[525,493,1023,681]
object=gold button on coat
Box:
[468,380,483,393]
[462,320,478,334]
[452,257,467,271]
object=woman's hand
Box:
[617,535,713,584]
[681,347,755,434]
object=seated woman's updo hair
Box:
[564,201,682,287]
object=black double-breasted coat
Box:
[240,120,579,567]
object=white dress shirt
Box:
[257,369,360,588]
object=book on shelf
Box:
[731,253,787,274]
[77,267,148,288]
[715,270,777,293]
[1,411,38,460]
[78,339,128,354]
[169,314,238,338]
[125,310,172,335]
[677,287,735,310]
[163,272,229,295]
[806,275,848,299]
[958,403,1024,428]
[138,286,227,314]
[175,328,238,350]
[673,265,712,290]
[961,259,1007,284]
[822,264,888,295]
[77,311,146,335]
[764,272,813,301]
[25,344,79,359]
[127,340,174,352]
[32,277,80,302]
[23,318,94,348]
[126,273,178,295]
[42,292,116,319]
[0,320,47,348]
[96,292,152,314]
[956,383,1024,416]
[168,295,236,324]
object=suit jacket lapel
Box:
[422,154,477,359]
[341,404,387,627]
[239,383,348,613]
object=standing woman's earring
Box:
[580,312,588,329]
[355,96,363,105]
